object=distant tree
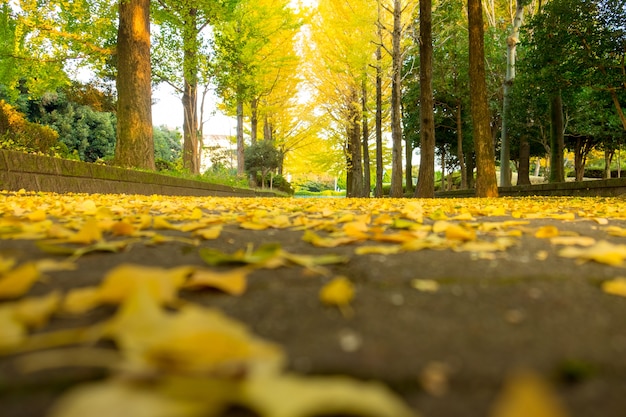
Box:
[244,141,281,188]
[153,125,182,163]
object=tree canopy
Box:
[0,0,625,193]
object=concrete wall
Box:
[0,150,279,197]
[436,178,626,198]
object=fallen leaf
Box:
[12,291,61,328]
[601,277,626,297]
[320,276,354,317]
[0,306,26,349]
[0,261,40,299]
[550,236,596,246]
[193,225,223,240]
[558,240,626,266]
[105,288,285,375]
[241,373,416,417]
[67,218,103,244]
[411,279,440,293]
[184,267,250,296]
[48,377,229,417]
[535,225,560,238]
[98,264,193,306]
[489,369,569,417]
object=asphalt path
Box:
[1,197,626,417]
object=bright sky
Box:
[152,84,237,136]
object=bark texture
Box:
[468,0,498,197]
[415,0,435,198]
[115,0,154,170]
[389,0,403,197]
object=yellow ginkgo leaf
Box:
[12,291,61,328]
[411,279,440,293]
[184,267,249,296]
[240,221,269,231]
[0,261,40,299]
[48,377,226,417]
[445,224,476,241]
[549,236,595,246]
[601,277,626,297]
[355,245,403,255]
[105,288,285,375]
[558,240,626,266]
[0,306,26,350]
[67,218,103,244]
[98,264,194,306]
[320,276,355,317]
[110,220,136,236]
[63,287,102,314]
[153,216,180,230]
[192,225,223,240]
[27,209,47,222]
[241,373,416,417]
[489,369,569,417]
[535,226,560,239]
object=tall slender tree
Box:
[389,0,404,197]
[115,0,154,170]
[468,0,498,197]
[499,0,525,186]
[415,0,435,198]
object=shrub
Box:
[0,100,59,153]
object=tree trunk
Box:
[346,89,364,197]
[374,40,384,197]
[440,145,446,191]
[549,91,564,183]
[604,149,614,179]
[517,134,531,185]
[115,0,154,170]
[415,0,435,198]
[236,98,245,176]
[251,97,258,144]
[362,77,371,197]
[468,0,498,197]
[181,8,199,174]
[456,101,467,189]
[263,115,272,142]
[390,0,403,198]
[574,137,584,182]
[405,129,413,193]
[499,0,524,187]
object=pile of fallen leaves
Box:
[2,190,626,416]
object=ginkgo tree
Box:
[151,0,238,174]
[210,0,303,177]
[0,0,116,99]
[305,0,380,197]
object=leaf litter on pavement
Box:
[3,191,626,416]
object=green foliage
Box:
[270,174,294,195]
[20,90,117,162]
[244,141,281,175]
[201,166,249,188]
[296,180,335,193]
[153,125,182,162]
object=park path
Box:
[2,191,626,416]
